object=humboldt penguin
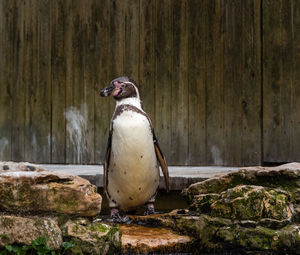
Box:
[100,76,170,221]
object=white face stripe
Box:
[115,80,143,110]
[123,81,140,100]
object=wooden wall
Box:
[263,0,300,163]
[0,0,299,166]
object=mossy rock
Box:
[184,163,300,203]
[0,215,62,250]
[62,219,121,255]
[190,193,220,213]
[0,164,101,217]
[209,185,293,221]
[130,211,300,254]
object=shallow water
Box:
[98,188,189,215]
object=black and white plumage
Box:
[100,76,169,220]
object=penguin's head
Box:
[100,76,139,100]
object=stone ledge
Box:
[41,164,238,190]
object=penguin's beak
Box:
[100,83,115,97]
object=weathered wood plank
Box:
[110,0,125,77]
[24,0,38,162]
[187,0,207,165]
[124,0,139,80]
[223,0,243,165]
[139,0,155,122]
[240,0,261,165]
[24,0,51,163]
[155,0,173,162]
[291,0,300,161]
[2,0,299,166]
[263,0,300,163]
[94,0,113,164]
[82,1,95,164]
[205,0,225,165]
[65,1,87,164]
[0,0,13,160]
[263,0,280,162]
[171,0,189,165]
[51,0,70,163]
[11,0,26,161]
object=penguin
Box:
[100,76,170,222]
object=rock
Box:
[0,161,101,216]
[120,224,193,254]
[130,211,300,254]
[127,163,300,254]
[180,163,300,253]
[210,185,293,221]
[184,162,300,202]
[62,219,121,255]
[184,163,300,222]
[0,162,45,172]
[0,215,62,250]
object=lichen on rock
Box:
[0,161,101,217]
[0,161,114,255]
[130,162,300,254]
[0,215,62,250]
[62,219,121,255]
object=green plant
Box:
[0,236,75,255]
[62,242,75,251]
[31,237,52,255]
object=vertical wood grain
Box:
[82,1,95,164]
[0,0,13,160]
[124,0,139,80]
[51,0,69,163]
[24,0,51,163]
[155,0,173,161]
[1,0,298,166]
[171,0,189,165]
[205,0,225,165]
[187,0,207,165]
[65,1,87,164]
[11,0,25,161]
[94,0,112,164]
[263,0,300,163]
[291,0,300,161]
[110,0,125,78]
[139,0,155,122]
[241,0,261,165]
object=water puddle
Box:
[98,188,189,216]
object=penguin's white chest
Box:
[107,110,159,210]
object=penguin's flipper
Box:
[104,129,112,193]
[153,132,170,192]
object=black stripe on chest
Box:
[113,104,148,121]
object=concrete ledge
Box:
[41,164,239,190]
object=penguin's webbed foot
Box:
[107,208,132,224]
[144,203,156,215]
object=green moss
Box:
[89,223,109,233]
[191,194,220,213]
[57,215,71,227]
[68,243,84,255]
[63,221,121,255]
[0,185,15,209]
[54,194,78,213]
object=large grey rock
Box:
[0,161,101,217]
